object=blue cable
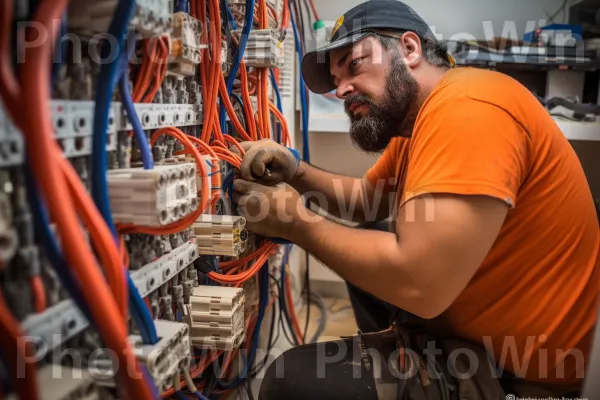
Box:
[219,0,255,129]
[91,0,136,237]
[225,2,237,30]
[289,1,310,162]
[118,56,154,169]
[51,11,67,87]
[24,164,94,324]
[174,392,188,400]
[268,69,283,143]
[175,0,190,13]
[89,1,158,347]
[195,392,211,400]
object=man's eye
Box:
[350,57,363,70]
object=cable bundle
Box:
[0,0,316,398]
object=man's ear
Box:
[399,31,422,68]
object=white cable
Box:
[183,368,198,393]
[174,373,182,391]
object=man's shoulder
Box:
[420,67,541,127]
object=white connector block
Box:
[50,100,118,158]
[193,214,248,256]
[5,365,102,400]
[130,320,191,392]
[185,286,245,350]
[90,321,191,392]
[117,103,202,131]
[68,0,170,37]
[237,29,283,68]
[169,12,206,76]
[108,163,199,226]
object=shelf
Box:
[555,119,600,141]
[453,50,600,72]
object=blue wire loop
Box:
[219,0,256,129]
[91,0,158,348]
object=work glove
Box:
[230,138,299,186]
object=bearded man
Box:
[231,1,600,399]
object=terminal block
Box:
[193,215,249,256]
[51,100,118,158]
[5,364,104,400]
[68,0,171,37]
[0,106,24,167]
[108,163,199,226]
[130,320,191,392]
[236,29,283,68]
[169,12,205,77]
[91,321,191,392]
[117,103,202,131]
[184,286,245,350]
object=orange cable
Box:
[13,1,153,398]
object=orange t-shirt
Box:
[366,67,600,385]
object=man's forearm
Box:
[288,210,432,318]
[289,161,389,222]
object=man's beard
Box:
[344,54,420,153]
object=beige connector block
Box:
[185,286,245,350]
[108,163,198,226]
[193,214,248,256]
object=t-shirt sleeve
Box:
[365,137,408,192]
[401,98,531,209]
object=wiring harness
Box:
[0,0,320,398]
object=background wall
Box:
[299,0,575,290]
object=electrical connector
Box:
[236,29,284,68]
[184,286,245,350]
[169,12,206,77]
[68,0,171,37]
[108,163,198,226]
[91,321,191,392]
[5,364,104,400]
[117,103,202,131]
[0,105,24,167]
[129,239,198,298]
[193,215,249,256]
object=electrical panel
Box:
[0,0,309,398]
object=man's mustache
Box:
[344,95,374,115]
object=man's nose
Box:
[336,79,355,99]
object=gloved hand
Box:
[230,139,299,186]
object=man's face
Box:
[329,35,420,153]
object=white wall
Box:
[311,0,570,43]
[301,0,572,290]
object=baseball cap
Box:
[301,0,456,94]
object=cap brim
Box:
[301,33,371,95]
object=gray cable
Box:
[308,292,328,343]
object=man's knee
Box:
[259,337,380,400]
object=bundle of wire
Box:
[0,0,314,397]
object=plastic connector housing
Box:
[91,321,191,392]
[0,105,24,167]
[51,100,118,158]
[5,365,102,400]
[193,215,249,256]
[236,29,283,68]
[117,103,202,131]
[184,286,245,350]
[169,12,206,77]
[130,320,191,392]
[108,163,199,226]
[68,0,170,37]
[129,239,198,298]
